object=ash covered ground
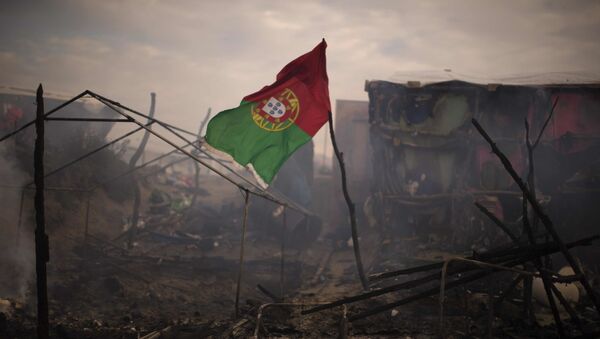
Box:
[1,89,600,339]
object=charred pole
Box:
[327,110,369,290]
[471,118,600,314]
[302,235,598,316]
[127,92,156,248]
[34,84,49,339]
[523,117,565,334]
[235,190,250,318]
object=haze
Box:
[2,0,600,153]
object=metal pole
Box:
[0,90,90,143]
[93,142,194,189]
[472,118,600,315]
[45,117,131,122]
[280,206,286,300]
[235,190,250,318]
[87,90,312,216]
[34,84,49,339]
[90,93,309,215]
[327,110,369,290]
[25,124,149,187]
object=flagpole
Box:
[327,110,369,290]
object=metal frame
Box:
[0,88,303,318]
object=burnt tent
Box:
[364,79,600,244]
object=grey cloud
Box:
[1,0,599,141]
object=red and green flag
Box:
[205,39,331,185]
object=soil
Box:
[1,161,599,338]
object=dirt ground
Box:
[1,167,600,338]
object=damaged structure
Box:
[0,76,599,338]
[311,78,600,337]
[364,79,600,248]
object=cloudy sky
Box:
[2,0,600,154]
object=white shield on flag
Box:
[262,97,286,118]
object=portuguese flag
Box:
[205,39,331,185]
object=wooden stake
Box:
[327,110,368,290]
[472,118,600,314]
[523,119,565,335]
[34,84,49,339]
[127,93,156,248]
[302,235,598,316]
[235,190,250,318]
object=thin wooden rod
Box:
[475,202,519,243]
[235,190,250,318]
[327,110,368,290]
[523,118,565,335]
[302,235,598,315]
[471,118,600,314]
[369,235,599,282]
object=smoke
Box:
[0,142,35,302]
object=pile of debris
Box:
[301,118,600,338]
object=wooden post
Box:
[127,92,156,248]
[235,190,250,318]
[34,84,49,339]
[327,110,369,290]
[523,119,564,334]
[471,118,600,314]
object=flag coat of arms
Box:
[205,39,331,185]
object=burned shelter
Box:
[1,77,600,337]
[364,79,600,253]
